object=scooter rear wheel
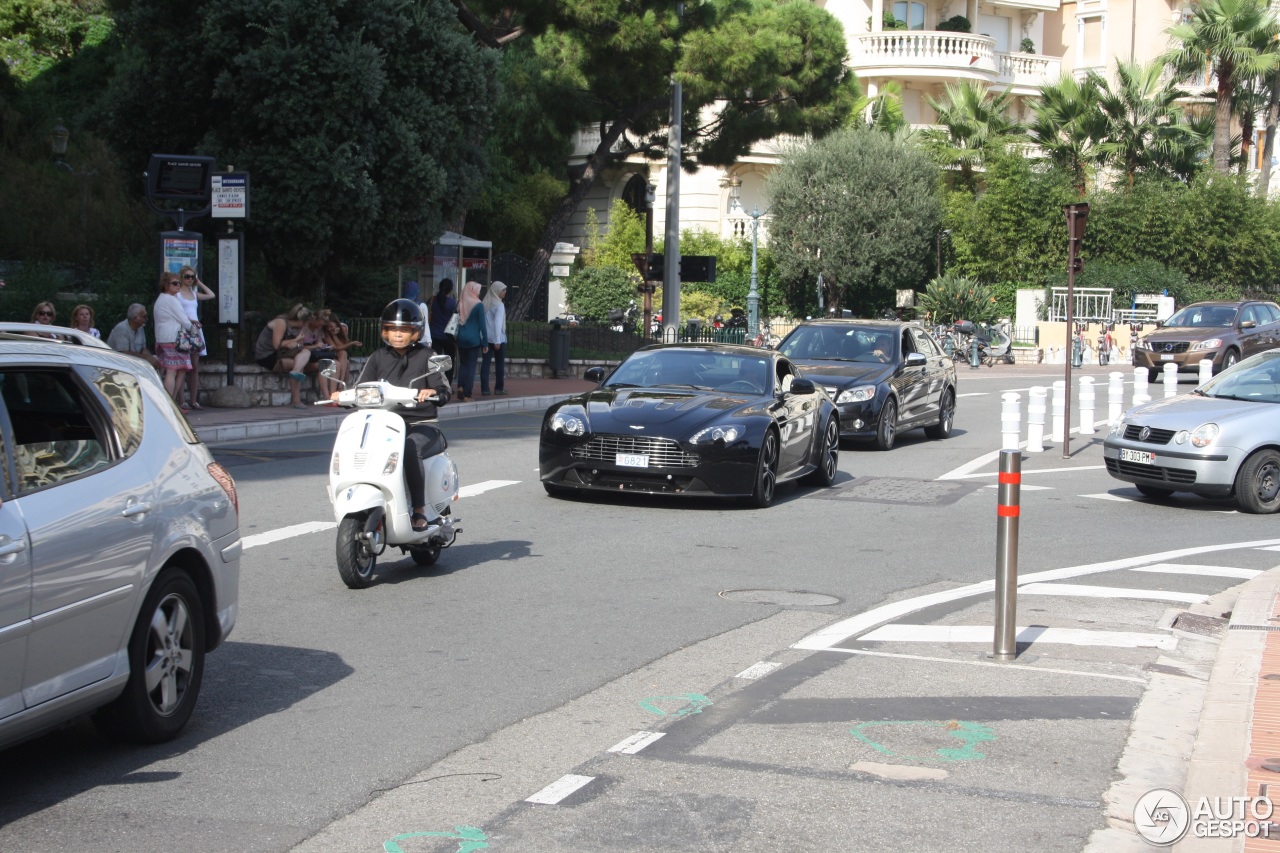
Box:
[337,514,378,589]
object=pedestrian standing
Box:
[403,280,433,348]
[153,272,200,411]
[453,280,488,402]
[480,281,507,396]
[428,279,457,384]
[177,265,215,409]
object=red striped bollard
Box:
[993,449,1021,660]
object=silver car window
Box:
[1,369,114,495]
[87,368,144,456]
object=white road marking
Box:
[525,774,595,804]
[792,539,1280,651]
[859,624,1177,650]
[1130,563,1262,579]
[1082,493,1135,502]
[242,521,337,550]
[1020,582,1208,604]
[828,648,1147,684]
[956,465,1106,481]
[937,423,1112,481]
[1261,546,1280,552]
[735,661,782,680]
[460,479,521,497]
[607,732,665,754]
[956,392,989,398]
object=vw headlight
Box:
[835,385,877,404]
[690,425,740,444]
[549,409,586,436]
[1108,414,1128,436]
[1190,338,1223,352]
[1189,423,1219,448]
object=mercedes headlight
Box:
[835,385,877,404]
[549,409,586,436]
[690,425,740,444]
[1190,338,1223,351]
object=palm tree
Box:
[919,80,1024,192]
[851,80,909,136]
[1029,75,1108,195]
[1162,0,1280,173]
[1092,60,1205,186]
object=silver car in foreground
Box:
[1103,347,1280,513]
[0,324,241,749]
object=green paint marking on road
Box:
[849,720,996,762]
[639,693,712,717]
[383,826,489,853]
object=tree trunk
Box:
[1240,108,1255,177]
[1215,65,1235,173]
[1259,71,1280,195]
[507,116,638,322]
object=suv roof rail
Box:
[0,323,112,348]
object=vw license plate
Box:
[616,453,649,468]
[1120,448,1156,465]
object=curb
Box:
[194,393,573,446]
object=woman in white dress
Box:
[177,265,215,408]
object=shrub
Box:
[917,273,999,324]
[937,15,970,33]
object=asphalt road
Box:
[0,366,1273,852]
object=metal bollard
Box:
[993,449,1021,661]
[1163,361,1178,398]
[1051,380,1066,443]
[1001,392,1021,450]
[1025,386,1046,453]
[1078,376,1096,435]
[1199,358,1214,386]
[1132,366,1150,406]
[1107,371,1125,425]
[970,336,981,369]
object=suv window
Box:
[1,368,119,494]
[1256,303,1280,324]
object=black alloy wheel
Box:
[875,398,898,451]
[1236,450,1280,514]
[802,416,840,487]
[925,389,954,440]
[747,430,779,508]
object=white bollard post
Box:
[1163,361,1179,398]
[1199,358,1214,385]
[1026,386,1046,453]
[1108,371,1125,425]
[1078,376,1096,435]
[1051,380,1066,442]
[1133,366,1150,406]
[1001,392,1021,450]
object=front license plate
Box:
[1120,448,1156,465]
[1160,353,1176,361]
[616,453,649,468]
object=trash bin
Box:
[685,318,703,342]
[549,318,571,377]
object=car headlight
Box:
[1108,414,1127,436]
[835,385,877,404]
[1133,339,1151,351]
[549,409,586,436]
[1190,423,1219,448]
[1190,338,1223,351]
[690,425,740,444]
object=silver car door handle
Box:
[122,501,154,518]
[0,537,27,557]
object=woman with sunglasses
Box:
[29,302,57,338]
[153,272,201,412]
[177,266,215,409]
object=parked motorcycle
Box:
[608,300,638,334]
[316,357,461,589]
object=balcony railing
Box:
[852,32,997,75]
[997,52,1061,89]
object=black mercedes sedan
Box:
[776,320,958,450]
[539,344,840,507]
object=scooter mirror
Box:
[429,354,453,374]
[318,359,339,379]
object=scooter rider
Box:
[332,298,451,531]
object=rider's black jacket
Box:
[356,342,452,422]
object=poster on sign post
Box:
[160,232,202,276]
[211,173,250,220]
[217,234,243,325]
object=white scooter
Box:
[317,357,461,589]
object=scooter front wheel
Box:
[337,514,378,589]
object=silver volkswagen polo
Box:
[1103,347,1280,513]
[0,324,240,748]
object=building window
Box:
[893,1,926,30]
[1077,14,1105,69]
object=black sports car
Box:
[539,344,840,506]
[776,320,958,450]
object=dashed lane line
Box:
[524,774,595,805]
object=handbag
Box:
[175,328,204,354]
[312,346,338,361]
[443,312,459,337]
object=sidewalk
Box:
[184,375,597,445]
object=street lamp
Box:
[49,120,95,273]
[936,229,952,278]
[728,175,768,339]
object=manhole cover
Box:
[807,476,982,506]
[720,589,842,606]
[1172,612,1228,636]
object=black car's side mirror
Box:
[905,352,927,367]
[584,366,606,382]
[788,377,817,395]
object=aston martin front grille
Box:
[571,434,699,468]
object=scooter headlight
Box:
[356,386,385,406]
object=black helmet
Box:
[380,298,424,345]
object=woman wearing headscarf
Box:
[428,279,457,384]
[453,280,488,402]
[480,281,507,396]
